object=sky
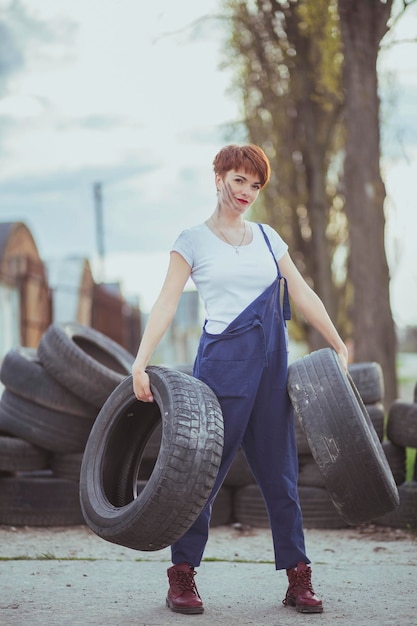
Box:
[0,0,416,325]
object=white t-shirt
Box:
[172,221,288,334]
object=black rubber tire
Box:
[414,382,417,404]
[80,367,224,551]
[136,458,157,481]
[50,452,84,482]
[0,436,49,472]
[223,449,255,488]
[295,418,311,455]
[386,401,417,449]
[141,422,162,461]
[0,390,94,453]
[0,474,85,526]
[233,484,269,528]
[211,486,233,527]
[365,402,385,442]
[373,481,417,529]
[298,455,326,488]
[134,479,231,527]
[348,362,384,404]
[381,441,406,486]
[0,347,98,418]
[287,348,399,525]
[298,486,349,529]
[233,483,348,529]
[38,322,135,408]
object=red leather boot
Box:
[166,562,204,614]
[283,561,323,613]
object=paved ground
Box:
[0,523,415,625]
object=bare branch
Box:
[381,35,417,49]
[151,14,225,45]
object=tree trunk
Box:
[338,0,397,407]
[285,4,340,349]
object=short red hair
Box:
[213,144,271,189]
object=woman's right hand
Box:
[132,364,154,402]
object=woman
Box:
[132,144,348,616]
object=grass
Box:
[202,556,274,564]
[406,448,416,482]
[0,554,277,564]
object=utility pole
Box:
[93,182,105,283]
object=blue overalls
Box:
[171,225,309,571]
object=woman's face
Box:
[216,169,261,214]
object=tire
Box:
[0,436,49,472]
[137,458,157,481]
[287,348,399,525]
[295,418,311,455]
[80,367,224,551]
[381,441,406,486]
[141,422,162,461]
[51,452,84,481]
[233,483,347,529]
[38,322,135,408]
[386,401,417,449]
[298,455,326,488]
[373,481,417,529]
[0,347,97,418]
[223,449,255,488]
[348,362,384,404]
[0,474,85,526]
[234,484,269,528]
[0,390,94,453]
[211,487,233,527]
[134,478,232,527]
[365,402,385,442]
[298,486,349,529]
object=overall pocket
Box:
[196,323,264,399]
[198,357,251,399]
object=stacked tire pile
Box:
[231,362,389,530]
[372,381,417,529]
[1,329,415,533]
[0,322,135,526]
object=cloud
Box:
[56,115,139,132]
[0,1,76,81]
[0,22,24,87]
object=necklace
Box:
[213,218,246,254]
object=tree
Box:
[224,0,413,406]
[224,0,347,348]
[337,0,398,405]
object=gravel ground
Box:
[0,523,416,625]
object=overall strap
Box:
[258,224,291,321]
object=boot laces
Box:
[297,567,314,593]
[173,569,198,592]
